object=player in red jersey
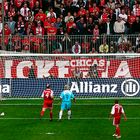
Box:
[110,100,127,139]
[40,84,54,121]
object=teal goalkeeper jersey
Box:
[60,90,74,102]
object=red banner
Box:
[0,57,140,78]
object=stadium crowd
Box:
[0,0,140,53]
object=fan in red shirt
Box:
[128,11,136,27]
[110,100,127,139]
[40,84,54,121]
[34,9,46,23]
[89,3,100,13]
[101,8,109,23]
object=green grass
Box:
[0,99,140,140]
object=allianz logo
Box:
[0,84,10,93]
[70,79,140,96]
[121,79,140,97]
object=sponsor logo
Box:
[121,79,140,97]
[70,82,117,93]
[0,84,10,93]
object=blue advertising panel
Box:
[1,78,140,98]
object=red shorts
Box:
[113,116,121,126]
[43,101,53,109]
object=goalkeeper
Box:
[59,85,76,121]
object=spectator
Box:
[107,0,115,10]
[119,9,128,22]
[66,18,75,33]
[78,6,86,17]
[54,17,62,29]
[127,46,134,53]
[103,17,114,35]
[113,17,125,34]
[72,42,81,54]
[109,9,116,23]
[117,47,125,53]
[128,11,136,33]
[16,16,25,35]
[85,64,98,78]
[35,8,46,23]
[93,24,99,40]
[87,17,94,35]
[12,34,22,51]
[89,3,100,13]
[99,41,109,53]
[69,23,79,35]
[72,67,83,78]
[100,8,109,23]
[28,65,36,78]
[7,16,16,35]
[34,21,44,36]
[26,10,34,22]
[114,3,121,19]
[47,7,57,19]
[133,3,140,17]
[64,12,74,23]
[20,3,30,20]
[132,16,140,34]
[61,33,71,53]
[118,34,128,45]
[32,0,41,16]
[109,41,116,53]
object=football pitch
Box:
[0,99,140,140]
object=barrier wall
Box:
[1,78,140,98]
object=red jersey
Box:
[42,88,53,103]
[128,15,136,25]
[111,104,124,118]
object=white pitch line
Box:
[40,133,55,135]
[0,104,140,106]
[0,117,140,120]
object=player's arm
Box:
[122,107,127,121]
[60,92,63,102]
[41,91,44,98]
[109,106,114,120]
[73,97,76,103]
[50,90,54,100]
[71,92,76,103]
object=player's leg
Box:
[59,109,63,120]
[116,118,121,139]
[40,101,47,117]
[59,103,65,120]
[114,118,121,138]
[40,107,46,117]
[67,103,72,120]
[112,118,118,137]
[67,109,71,120]
[49,108,53,121]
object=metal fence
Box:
[0,34,140,53]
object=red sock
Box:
[40,111,45,117]
[116,127,120,136]
[50,112,53,120]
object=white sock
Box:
[59,110,63,120]
[68,110,71,119]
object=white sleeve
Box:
[41,91,44,98]
[121,107,124,114]
[111,106,115,115]
[50,90,54,97]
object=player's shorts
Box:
[43,101,53,109]
[113,116,121,126]
[61,102,71,110]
